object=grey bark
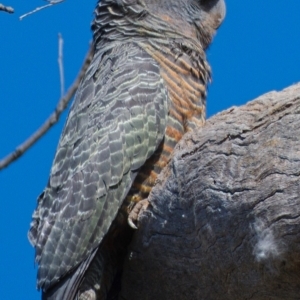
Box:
[120,83,300,300]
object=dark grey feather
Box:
[29,43,169,293]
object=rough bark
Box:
[120,83,300,299]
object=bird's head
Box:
[93,0,226,50]
[142,0,226,49]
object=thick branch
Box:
[0,44,94,171]
[120,83,300,299]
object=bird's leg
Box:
[127,199,149,229]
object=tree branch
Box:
[0,43,94,171]
[19,0,65,20]
[120,83,300,300]
[58,33,65,97]
[0,3,14,13]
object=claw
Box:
[128,217,138,230]
[127,199,149,230]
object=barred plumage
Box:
[28,0,225,299]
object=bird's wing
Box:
[28,42,169,291]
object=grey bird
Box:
[28,0,226,299]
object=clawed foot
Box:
[128,199,149,229]
[79,289,97,300]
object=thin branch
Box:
[19,0,65,20]
[0,3,14,13]
[58,33,65,97]
[0,43,94,171]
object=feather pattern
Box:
[29,42,169,291]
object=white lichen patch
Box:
[252,218,282,262]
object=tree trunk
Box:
[120,83,300,299]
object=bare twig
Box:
[0,43,94,171]
[0,3,14,13]
[58,33,65,97]
[19,0,65,20]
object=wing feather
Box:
[28,42,169,291]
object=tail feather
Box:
[79,220,133,300]
[42,214,133,300]
[42,249,98,300]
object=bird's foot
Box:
[128,199,149,229]
[79,288,97,300]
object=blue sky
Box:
[0,0,299,299]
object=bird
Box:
[28,0,226,299]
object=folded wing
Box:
[28,42,169,291]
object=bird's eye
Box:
[199,0,226,26]
[200,0,219,11]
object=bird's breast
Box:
[125,41,207,206]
